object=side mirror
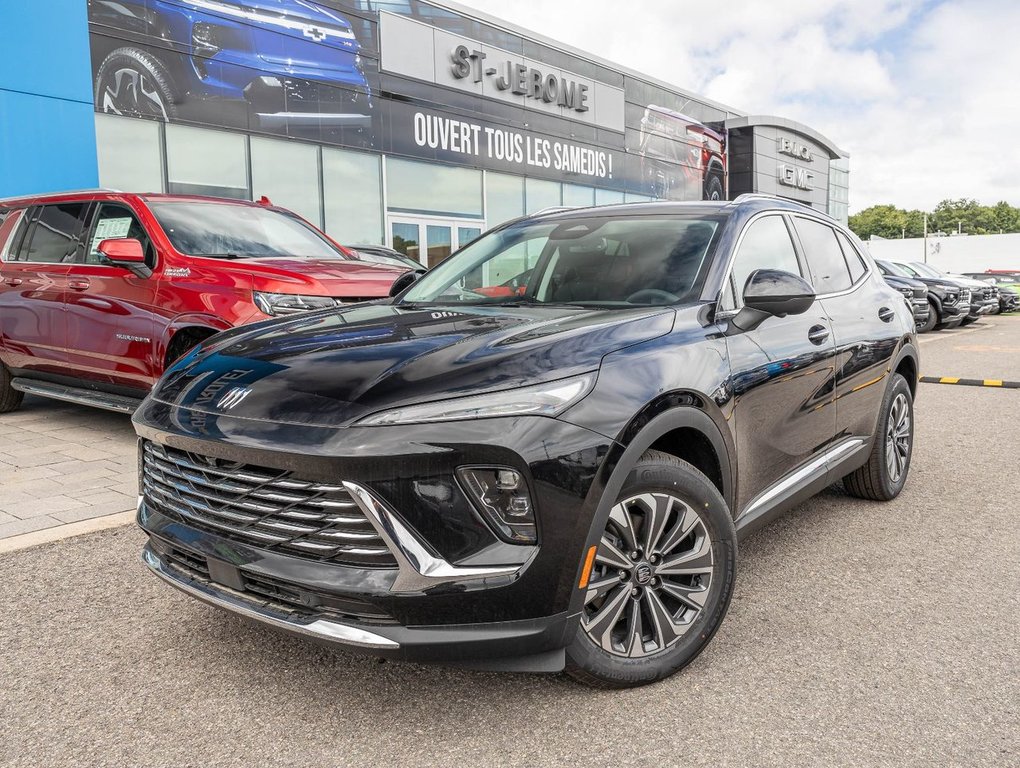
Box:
[389,270,421,297]
[729,269,815,332]
[98,238,151,278]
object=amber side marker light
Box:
[578,545,598,589]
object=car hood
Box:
[234,257,404,299]
[883,274,925,291]
[150,303,676,427]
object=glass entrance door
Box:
[388,217,483,269]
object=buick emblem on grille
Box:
[217,386,252,410]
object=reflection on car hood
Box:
[151,303,676,427]
[234,257,403,297]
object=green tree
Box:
[989,201,1020,233]
[930,198,995,235]
[848,205,909,239]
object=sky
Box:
[460,0,1020,214]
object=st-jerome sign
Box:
[450,45,590,113]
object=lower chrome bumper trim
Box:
[142,547,400,649]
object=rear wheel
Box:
[0,363,24,414]
[565,451,736,688]
[843,373,913,501]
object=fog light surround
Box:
[457,466,536,545]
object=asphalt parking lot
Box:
[1,317,1018,767]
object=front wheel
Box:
[919,300,938,333]
[95,48,179,121]
[843,373,914,501]
[565,451,737,688]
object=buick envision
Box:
[134,195,918,688]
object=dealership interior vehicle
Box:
[0,191,403,414]
[875,259,967,332]
[134,195,918,688]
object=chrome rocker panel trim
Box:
[141,546,400,649]
[342,481,522,593]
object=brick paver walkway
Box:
[0,396,137,539]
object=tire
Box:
[0,363,24,414]
[919,299,938,333]
[95,47,179,121]
[565,450,737,689]
[704,175,724,201]
[843,373,913,501]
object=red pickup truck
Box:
[0,191,403,413]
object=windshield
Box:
[400,214,721,308]
[150,202,342,259]
[908,262,945,279]
[879,260,912,278]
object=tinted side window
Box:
[836,230,867,283]
[86,204,155,266]
[724,215,801,309]
[796,218,852,293]
[19,204,87,264]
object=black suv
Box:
[135,195,919,688]
[875,259,966,332]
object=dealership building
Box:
[1,0,849,266]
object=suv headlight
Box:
[356,372,597,426]
[898,286,913,298]
[254,291,337,316]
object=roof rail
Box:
[732,193,817,212]
[0,187,124,205]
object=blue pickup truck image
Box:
[88,0,372,134]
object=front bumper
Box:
[911,298,930,325]
[141,539,571,669]
[133,398,617,663]
[242,75,372,129]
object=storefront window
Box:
[94,114,164,192]
[485,172,524,228]
[387,158,482,217]
[563,184,595,208]
[323,148,383,244]
[595,188,625,206]
[166,124,248,199]
[250,137,322,227]
[525,178,561,213]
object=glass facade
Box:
[250,137,322,228]
[94,114,163,193]
[166,124,248,199]
[387,158,483,218]
[828,157,850,224]
[322,147,384,245]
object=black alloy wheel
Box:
[566,451,736,688]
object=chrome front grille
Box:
[141,442,396,567]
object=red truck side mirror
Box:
[98,238,152,277]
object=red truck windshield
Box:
[149,202,341,260]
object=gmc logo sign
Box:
[778,163,814,191]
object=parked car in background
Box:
[878,269,930,330]
[893,261,996,326]
[134,195,919,688]
[875,260,967,332]
[963,273,1020,313]
[347,244,426,274]
[0,191,403,414]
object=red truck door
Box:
[64,202,161,391]
[0,203,88,374]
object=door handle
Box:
[3,277,23,286]
[68,279,90,291]
[807,324,830,346]
[878,306,895,322]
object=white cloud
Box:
[458,0,1019,211]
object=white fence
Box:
[864,232,1020,272]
